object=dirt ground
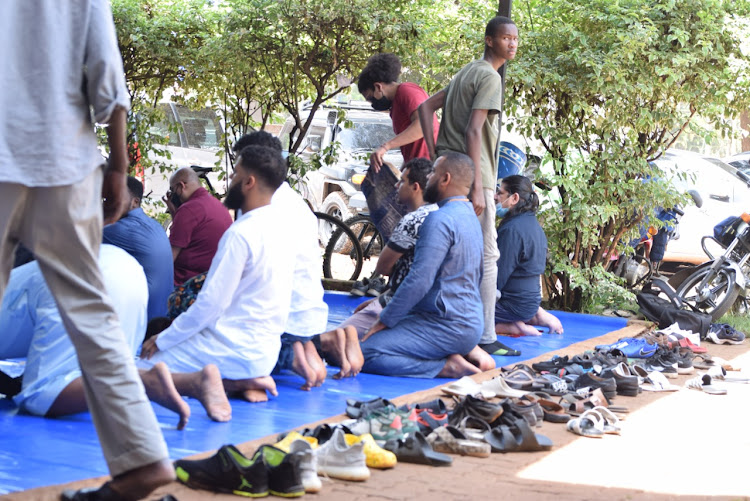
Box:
[5,322,750,501]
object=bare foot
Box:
[291,341,316,391]
[140,363,191,430]
[517,321,543,336]
[234,376,278,403]
[344,326,364,376]
[198,365,231,422]
[303,340,327,387]
[464,346,496,372]
[320,328,352,379]
[533,307,564,334]
[496,320,541,337]
[106,458,175,500]
[437,354,482,378]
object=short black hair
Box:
[126,176,144,202]
[401,157,433,190]
[237,145,287,191]
[440,152,475,187]
[232,131,282,153]
[357,53,401,94]
[485,16,516,38]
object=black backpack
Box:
[636,278,712,339]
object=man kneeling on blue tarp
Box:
[360,152,493,378]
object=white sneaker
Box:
[289,439,322,493]
[316,428,370,481]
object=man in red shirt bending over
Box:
[163,168,233,285]
[358,53,439,172]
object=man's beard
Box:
[423,180,440,204]
[223,182,245,210]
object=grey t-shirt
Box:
[436,59,504,190]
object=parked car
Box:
[724,151,750,175]
[652,149,750,266]
[144,102,228,200]
[278,101,403,221]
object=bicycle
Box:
[314,212,364,281]
[323,213,383,282]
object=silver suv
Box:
[279,101,403,221]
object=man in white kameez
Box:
[140,145,294,403]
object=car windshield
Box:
[337,120,395,151]
[175,105,223,150]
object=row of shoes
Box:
[174,424,400,497]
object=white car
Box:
[652,149,750,265]
[144,102,229,201]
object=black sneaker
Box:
[174,444,268,497]
[258,445,305,498]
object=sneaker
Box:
[348,406,417,441]
[572,372,617,401]
[274,431,318,452]
[707,323,746,345]
[597,338,657,358]
[316,428,370,481]
[366,276,388,297]
[344,433,397,469]
[288,439,321,493]
[174,444,268,497]
[258,445,305,498]
[350,277,371,297]
[598,362,640,397]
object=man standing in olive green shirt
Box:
[419,16,519,355]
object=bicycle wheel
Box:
[675,264,740,321]
[315,212,363,281]
[341,215,384,262]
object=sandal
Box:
[641,371,680,392]
[502,369,541,390]
[485,418,553,453]
[536,374,569,396]
[566,415,604,438]
[383,431,453,466]
[448,395,505,427]
[441,376,494,399]
[559,388,629,416]
[685,374,727,395]
[582,408,621,435]
[346,397,393,419]
[426,426,491,458]
[479,375,528,398]
[457,416,492,442]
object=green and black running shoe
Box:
[174,444,269,497]
[258,445,305,498]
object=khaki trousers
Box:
[0,168,168,476]
[478,188,500,344]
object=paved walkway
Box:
[6,322,750,501]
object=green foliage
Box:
[504,0,750,311]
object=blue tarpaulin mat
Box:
[0,292,626,494]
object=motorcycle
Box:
[612,190,702,289]
[671,212,750,321]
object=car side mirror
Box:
[306,135,322,153]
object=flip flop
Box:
[566,415,604,438]
[441,376,495,399]
[641,371,681,392]
[383,431,453,466]
[485,418,553,453]
[479,376,528,398]
[685,374,727,395]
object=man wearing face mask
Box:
[163,167,233,286]
[357,53,439,173]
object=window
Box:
[175,105,223,149]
